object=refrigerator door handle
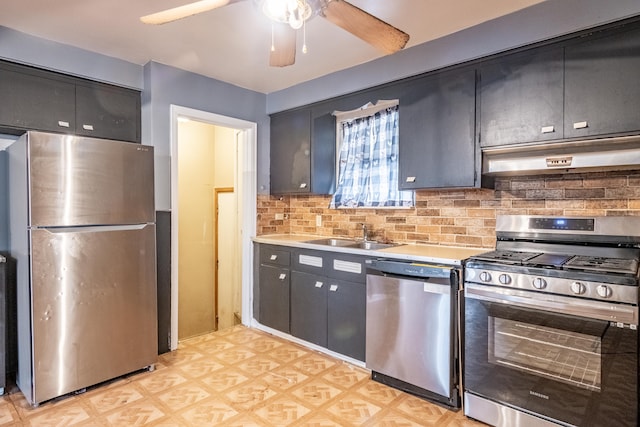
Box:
[32,224,152,233]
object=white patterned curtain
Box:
[330,105,414,208]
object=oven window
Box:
[488,317,602,391]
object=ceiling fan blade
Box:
[269,24,297,67]
[140,0,243,25]
[320,0,410,54]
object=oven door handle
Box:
[465,283,638,325]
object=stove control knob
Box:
[498,274,512,285]
[479,271,492,282]
[532,277,547,290]
[570,281,586,295]
[596,285,612,299]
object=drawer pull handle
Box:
[82,124,95,131]
[57,121,70,128]
[315,281,323,288]
[270,254,278,261]
[573,121,588,130]
[541,125,555,134]
[329,285,338,292]
[279,273,287,280]
[299,182,307,188]
[405,176,416,183]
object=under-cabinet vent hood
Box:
[482,135,640,176]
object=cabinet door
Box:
[290,271,327,347]
[258,264,290,333]
[564,25,640,139]
[270,109,311,194]
[327,279,366,361]
[0,64,75,134]
[479,47,564,146]
[398,68,476,189]
[76,83,141,143]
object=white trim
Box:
[169,105,257,350]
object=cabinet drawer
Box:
[327,253,371,282]
[259,245,290,267]
[292,249,327,274]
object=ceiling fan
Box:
[140,0,410,67]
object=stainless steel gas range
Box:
[463,215,639,427]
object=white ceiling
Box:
[0,0,546,93]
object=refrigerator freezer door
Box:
[27,224,157,404]
[27,132,154,227]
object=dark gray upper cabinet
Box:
[398,67,477,189]
[564,25,640,139]
[270,109,310,194]
[479,47,564,147]
[0,63,76,134]
[76,83,141,143]
[270,109,335,195]
[0,61,141,143]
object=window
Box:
[329,102,414,208]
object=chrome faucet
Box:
[360,223,369,242]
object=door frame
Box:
[170,105,257,350]
[214,186,235,331]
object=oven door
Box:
[464,283,638,427]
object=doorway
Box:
[170,105,256,349]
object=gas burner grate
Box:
[564,256,639,275]
[471,250,540,264]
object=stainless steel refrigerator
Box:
[8,131,157,405]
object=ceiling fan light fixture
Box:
[261,0,312,29]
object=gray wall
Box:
[267,0,640,113]
[142,61,268,209]
[0,26,142,90]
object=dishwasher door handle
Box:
[367,273,451,296]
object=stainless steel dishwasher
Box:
[366,259,460,407]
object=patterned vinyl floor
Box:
[0,326,486,426]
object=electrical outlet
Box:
[316,215,322,226]
[275,213,284,220]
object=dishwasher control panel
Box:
[369,259,453,279]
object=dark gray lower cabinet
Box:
[256,243,368,361]
[327,279,366,361]
[258,264,290,333]
[290,271,328,347]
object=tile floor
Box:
[0,326,486,426]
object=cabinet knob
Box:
[82,124,95,131]
[58,121,70,128]
[573,121,588,130]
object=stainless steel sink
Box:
[305,238,358,247]
[351,241,398,250]
[305,238,399,250]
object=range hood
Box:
[482,135,640,176]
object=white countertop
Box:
[253,234,489,266]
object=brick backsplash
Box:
[257,171,640,248]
